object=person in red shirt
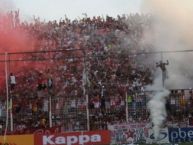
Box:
[37,73,46,90]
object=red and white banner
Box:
[108,123,149,144]
[34,130,111,145]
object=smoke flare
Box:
[141,0,193,140]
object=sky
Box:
[11,0,142,21]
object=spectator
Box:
[0,12,190,133]
[10,73,16,90]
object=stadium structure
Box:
[0,11,192,145]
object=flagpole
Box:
[49,94,52,128]
[4,52,9,142]
[8,54,13,132]
[125,89,129,122]
[10,97,13,131]
[86,94,90,131]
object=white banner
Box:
[146,128,169,144]
[108,123,148,144]
[108,123,170,144]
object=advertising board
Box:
[169,127,193,143]
[34,130,110,145]
[108,123,148,144]
[0,134,34,145]
[146,128,169,144]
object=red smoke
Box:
[0,11,46,89]
[0,29,34,53]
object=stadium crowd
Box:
[0,11,192,134]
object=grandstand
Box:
[0,11,192,145]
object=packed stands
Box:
[0,11,192,135]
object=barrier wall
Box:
[108,123,193,144]
[108,123,170,144]
[0,130,110,145]
[108,123,148,144]
[2,128,193,144]
[146,128,169,144]
[169,127,193,143]
[34,130,111,145]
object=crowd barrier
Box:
[1,127,193,145]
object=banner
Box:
[34,126,62,135]
[12,126,62,135]
[146,128,169,144]
[34,130,110,145]
[108,123,148,144]
[169,127,193,143]
[0,134,34,145]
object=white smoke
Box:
[141,0,193,88]
[0,0,15,13]
[141,0,193,141]
[146,75,169,140]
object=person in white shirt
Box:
[10,73,16,90]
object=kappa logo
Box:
[150,132,168,141]
[43,134,102,145]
